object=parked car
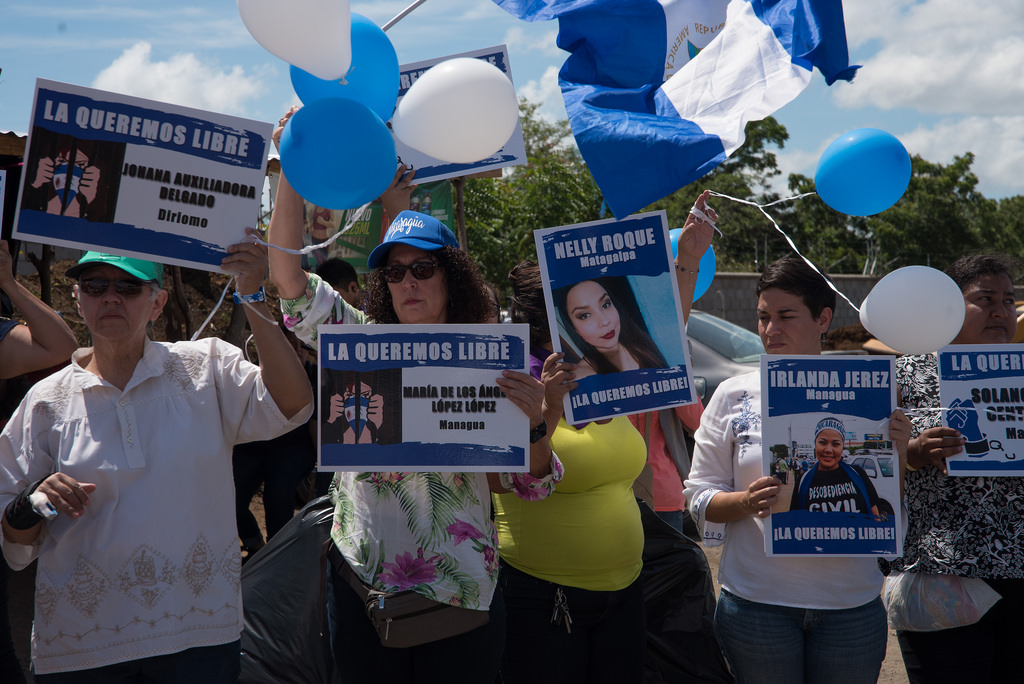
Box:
[848,452,897,517]
[687,310,762,402]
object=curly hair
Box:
[363,246,490,324]
[508,261,552,347]
[944,254,1019,292]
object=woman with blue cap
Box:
[266,109,564,683]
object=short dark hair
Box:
[944,254,1019,292]
[755,256,837,320]
[363,247,489,324]
[316,258,359,289]
[508,261,551,347]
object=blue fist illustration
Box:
[947,397,988,458]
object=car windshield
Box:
[688,311,763,363]
[877,456,894,477]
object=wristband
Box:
[4,479,49,530]
[233,287,266,305]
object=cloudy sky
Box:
[2,0,1021,199]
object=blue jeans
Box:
[715,589,886,684]
[498,561,646,684]
[34,640,240,683]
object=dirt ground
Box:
[7,507,909,682]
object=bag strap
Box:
[326,541,374,602]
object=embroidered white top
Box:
[0,338,312,675]
[684,371,883,610]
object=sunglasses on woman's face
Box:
[379,261,440,284]
[78,278,150,297]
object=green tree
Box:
[643,117,792,272]
[464,100,604,289]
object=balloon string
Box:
[383,0,431,31]
[706,190,861,314]
[903,407,978,417]
[191,279,232,342]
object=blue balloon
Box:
[279,98,395,211]
[290,14,399,121]
[815,128,911,216]
[669,230,717,302]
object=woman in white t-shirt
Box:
[685,256,910,684]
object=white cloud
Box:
[91,42,270,116]
[502,26,563,58]
[837,0,1024,115]
[519,65,566,122]
[900,116,1024,196]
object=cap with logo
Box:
[367,211,459,269]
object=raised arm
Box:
[674,189,716,324]
[0,240,77,378]
[267,107,311,300]
[221,233,313,419]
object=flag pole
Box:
[382,0,429,31]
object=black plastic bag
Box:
[239,496,338,684]
[641,502,734,683]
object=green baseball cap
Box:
[65,252,164,286]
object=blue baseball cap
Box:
[367,211,459,269]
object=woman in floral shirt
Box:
[267,111,561,683]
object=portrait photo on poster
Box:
[761,354,901,557]
[535,211,696,423]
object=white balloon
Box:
[238,0,351,81]
[860,266,965,355]
[391,58,520,164]
[858,291,872,331]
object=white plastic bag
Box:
[883,570,1001,632]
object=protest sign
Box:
[14,79,271,272]
[938,344,1024,476]
[534,211,695,423]
[396,45,526,184]
[762,355,901,556]
[317,324,530,472]
[297,178,453,273]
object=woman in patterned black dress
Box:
[892,254,1024,683]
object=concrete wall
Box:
[694,272,880,333]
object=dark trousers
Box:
[498,561,646,684]
[35,640,240,684]
[326,562,505,683]
[898,578,1024,684]
[232,435,315,543]
[0,558,26,684]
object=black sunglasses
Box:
[78,278,150,297]
[379,261,440,284]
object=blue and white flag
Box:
[493,0,859,218]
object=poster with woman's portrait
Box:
[534,211,696,423]
[761,355,901,557]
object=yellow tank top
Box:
[494,416,645,591]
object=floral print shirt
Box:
[282,273,562,609]
[894,353,1024,578]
